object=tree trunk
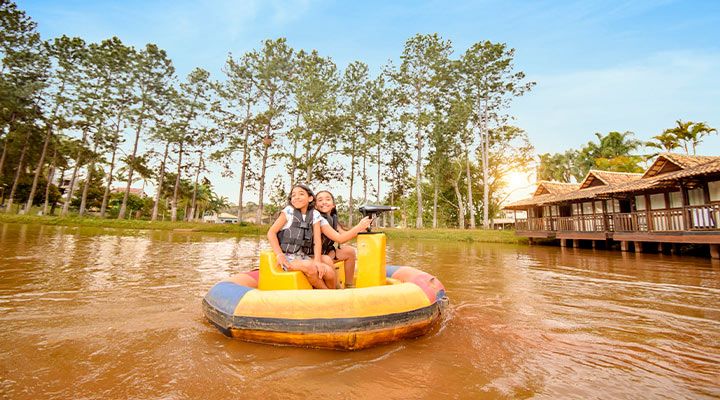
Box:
[432,179,438,228]
[61,128,89,217]
[43,149,57,215]
[376,139,381,203]
[481,112,490,229]
[100,136,119,218]
[79,141,99,216]
[466,148,476,229]
[0,114,16,178]
[256,95,275,225]
[415,92,423,229]
[0,134,9,180]
[348,151,356,225]
[453,178,466,229]
[188,151,203,222]
[237,125,250,223]
[171,141,184,222]
[304,142,312,183]
[362,145,368,204]
[23,125,52,214]
[390,190,395,227]
[118,111,146,219]
[257,138,270,225]
[5,128,32,213]
[152,142,170,221]
[50,166,65,215]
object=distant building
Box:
[203,211,239,224]
[111,187,146,198]
[505,153,720,259]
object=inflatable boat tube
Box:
[202,265,447,350]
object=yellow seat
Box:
[334,260,346,288]
[258,250,313,290]
[355,233,387,288]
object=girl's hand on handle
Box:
[356,216,372,232]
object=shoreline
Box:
[0,214,525,244]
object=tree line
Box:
[1,0,537,228]
[537,121,717,183]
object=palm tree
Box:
[664,120,717,155]
[646,131,681,156]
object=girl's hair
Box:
[288,183,315,210]
[315,190,337,217]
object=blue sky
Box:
[16,0,720,201]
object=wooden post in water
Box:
[560,239,567,247]
[620,241,630,252]
[573,239,580,248]
[658,242,665,254]
[710,244,720,259]
[634,241,643,253]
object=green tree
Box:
[459,40,534,228]
[537,150,579,183]
[391,33,453,228]
[576,131,644,178]
[291,49,343,184]
[215,52,258,222]
[340,61,372,224]
[118,44,175,219]
[663,119,717,155]
[247,38,294,224]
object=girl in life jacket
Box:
[315,190,372,288]
[267,184,336,289]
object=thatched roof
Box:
[504,154,720,209]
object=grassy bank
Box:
[0,213,524,244]
[381,227,525,244]
[0,213,268,236]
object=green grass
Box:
[0,213,525,244]
[381,227,526,244]
[0,213,268,236]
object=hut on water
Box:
[505,154,720,258]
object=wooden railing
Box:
[517,204,720,233]
[686,204,720,230]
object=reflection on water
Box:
[0,223,718,399]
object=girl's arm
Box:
[320,216,372,243]
[312,222,323,262]
[267,213,289,267]
[312,221,326,278]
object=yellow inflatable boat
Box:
[203,209,448,350]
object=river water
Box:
[0,223,718,399]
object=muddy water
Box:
[0,223,718,399]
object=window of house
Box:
[612,199,620,213]
[649,193,666,210]
[688,188,705,206]
[572,203,581,215]
[583,202,593,214]
[635,195,647,211]
[669,191,683,208]
[709,181,720,202]
[551,206,558,216]
[594,201,603,213]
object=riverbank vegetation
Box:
[0,213,523,243]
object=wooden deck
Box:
[515,204,720,258]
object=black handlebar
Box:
[358,205,399,232]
